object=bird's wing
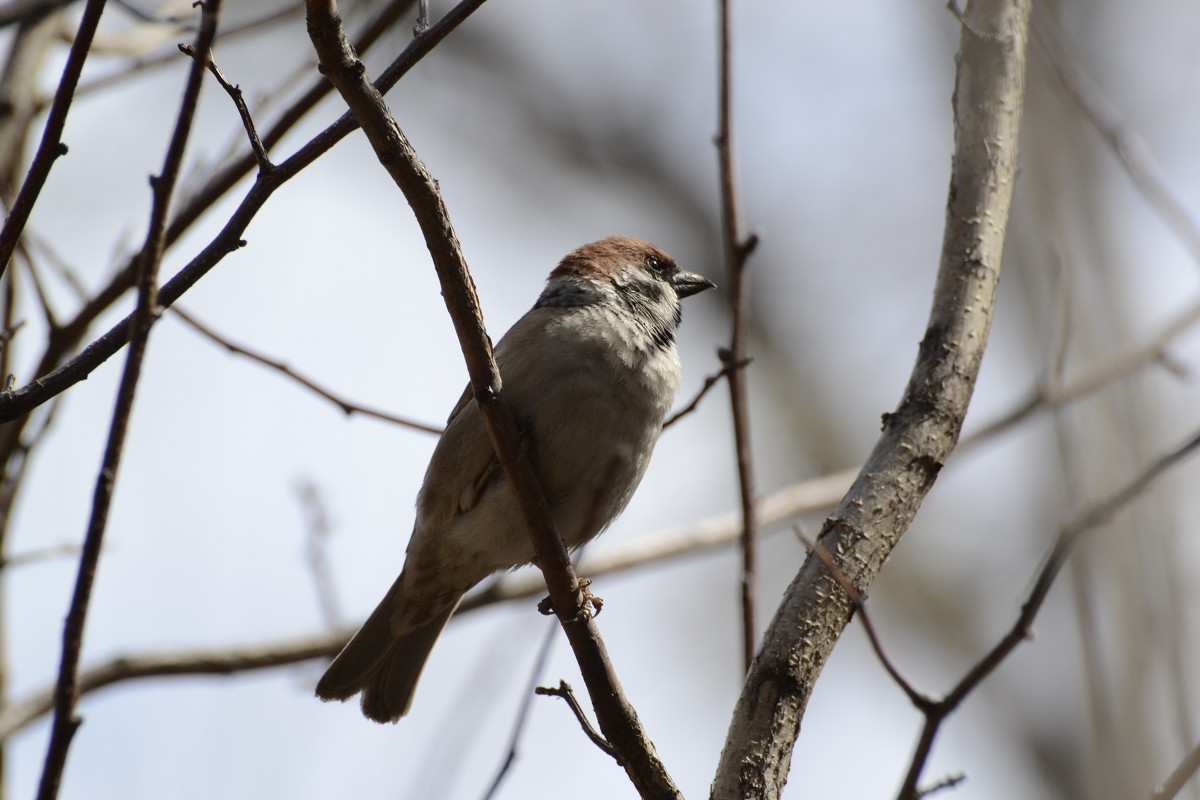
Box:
[445,383,473,424]
[414,383,501,535]
[414,311,552,531]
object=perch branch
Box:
[304,2,679,796]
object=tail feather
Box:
[315,579,461,722]
[360,604,456,722]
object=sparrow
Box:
[315,236,714,722]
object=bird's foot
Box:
[536,578,603,618]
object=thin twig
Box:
[0,542,78,569]
[917,773,966,798]
[0,0,487,425]
[179,44,273,171]
[171,307,442,433]
[304,4,679,795]
[716,0,761,675]
[661,354,750,429]
[59,1,300,104]
[35,4,220,798]
[1033,9,1200,267]
[0,632,349,740]
[792,525,929,710]
[18,244,58,328]
[0,0,107,283]
[896,426,1200,799]
[958,297,1200,456]
[296,478,342,627]
[535,681,619,759]
[480,621,558,800]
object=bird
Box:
[315,235,714,722]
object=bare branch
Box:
[480,622,557,800]
[303,3,680,795]
[959,297,1200,455]
[0,542,78,569]
[179,44,273,171]
[916,773,966,798]
[63,3,300,103]
[661,354,750,429]
[35,3,220,797]
[896,426,1200,799]
[716,0,762,674]
[535,681,619,759]
[0,632,349,740]
[0,0,493,424]
[171,307,442,433]
[0,469,854,742]
[711,2,1032,796]
[1151,739,1200,800]
[465,467,852,613]
[0,0,106,283]
[295,478,342,627]
[1033,9,1200,267]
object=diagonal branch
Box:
[0,0,487,426]
[304,3,680,795]
[0,0,107,283]
[896,425,1200,799]
[171,307,442,433]
[1033,9,1200,267]
[710,2,1032,797]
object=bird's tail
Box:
[315,582,460,723]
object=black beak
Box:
[672,271,717,298]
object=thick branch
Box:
[303,3,679,796]
[710,2,1032,797]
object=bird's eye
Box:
[645,255,668,276]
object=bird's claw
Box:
[536,579,604,618]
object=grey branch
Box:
[0,467,852,742]
[0,633,348,740]
[709,2,1033,797]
